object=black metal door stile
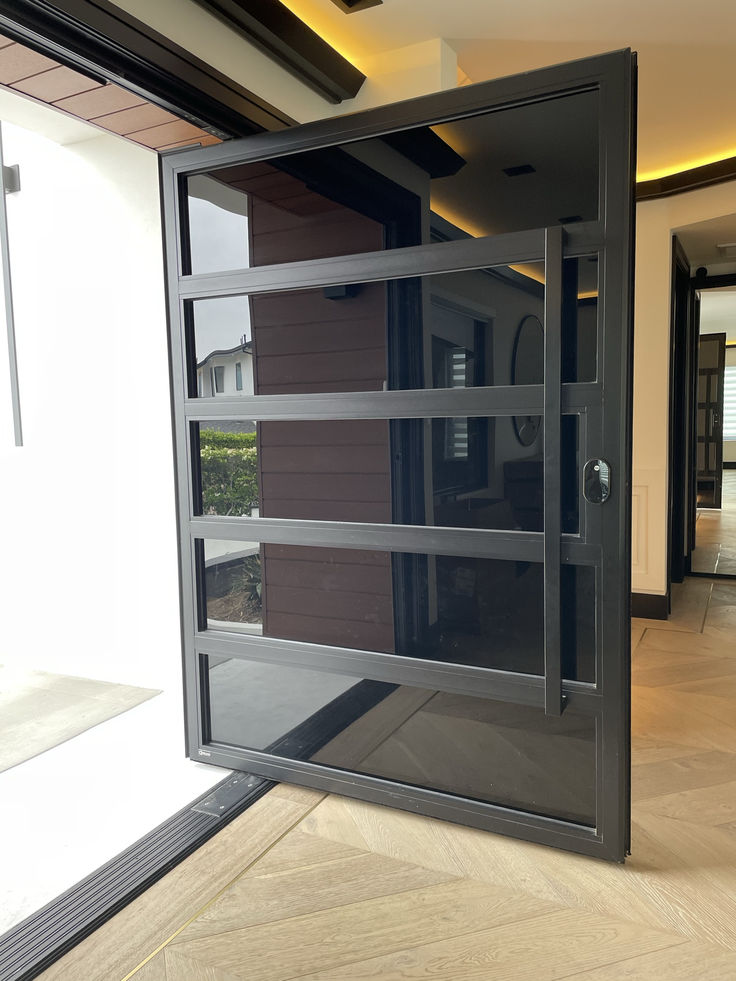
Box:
[161,50,636,861]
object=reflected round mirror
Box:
[512,314,544,446]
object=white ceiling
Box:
[700,288,736,342]
[675,213,736,277]
[282,0,736,180]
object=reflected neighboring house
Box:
[197,339,253,397]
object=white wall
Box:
[0,115,180,689]
[726,346,736,464]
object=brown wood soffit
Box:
[0,32,221,151]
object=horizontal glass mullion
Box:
[177,229,545,300]
[184,385,544,419]
[177,223,604,301]
[195,635,602,712]
[188,515,601,564]
[182,384,602,421]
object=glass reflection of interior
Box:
[204,656,597,825]
[201,540,595,681]
[189,258,595,533]
[194,412,580,534]
[184,89,599,274]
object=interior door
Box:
[697,331,726,508]
[162,50,636,861]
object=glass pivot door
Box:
[161,50,636,860]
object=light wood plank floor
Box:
[37,578,736,981]
[692,470,736,575]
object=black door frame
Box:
[162,50,636,862]
[670,264,736,583]
[0,12,634,978]
[697,330,727,509]
[668,235,695,590]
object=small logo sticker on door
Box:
[198,749,211,757]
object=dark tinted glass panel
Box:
[205,657,597,825]
[194,414,586,532]
[184,89,599,273]
[561,414,580,535]
[562,255,598,383]
[188,266,545,398]
[199,540,596,680]
[194,417,551,531]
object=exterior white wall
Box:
[0,117,179,689]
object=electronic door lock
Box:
[583,459,611,504]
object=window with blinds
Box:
[725,364,736,441]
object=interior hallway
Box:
[692,470,736,575]
[34,577,736,981]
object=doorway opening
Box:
[668,221,736,585]
[0,85,238,938]
[692,288,736,576]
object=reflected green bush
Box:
[200,429,258,516]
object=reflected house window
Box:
[444,349,470,460]
[430,298,489,497]
[198,340,253,397]
[211,365,224,394]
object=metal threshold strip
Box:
[0,771,272,981]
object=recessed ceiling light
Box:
[502,164,536,177]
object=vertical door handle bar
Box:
[544,225,564,716]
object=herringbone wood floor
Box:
[37,578,736,981]
[692,470,736,574]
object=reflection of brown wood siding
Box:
[247,190,395,653]
[251,285,387,395]
[215,162,385,267]
[251,198,383,265]
[259,420,392,523]
[262,547,394,653]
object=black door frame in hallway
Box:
[669,257,736,585]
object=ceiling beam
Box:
[637,156,736,201]
[192,0,366,103]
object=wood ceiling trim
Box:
[0,36,221,153]
[90,102,181,136]
[12,64,102,101]
[53,85,146,118]
[0,39,57,82]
